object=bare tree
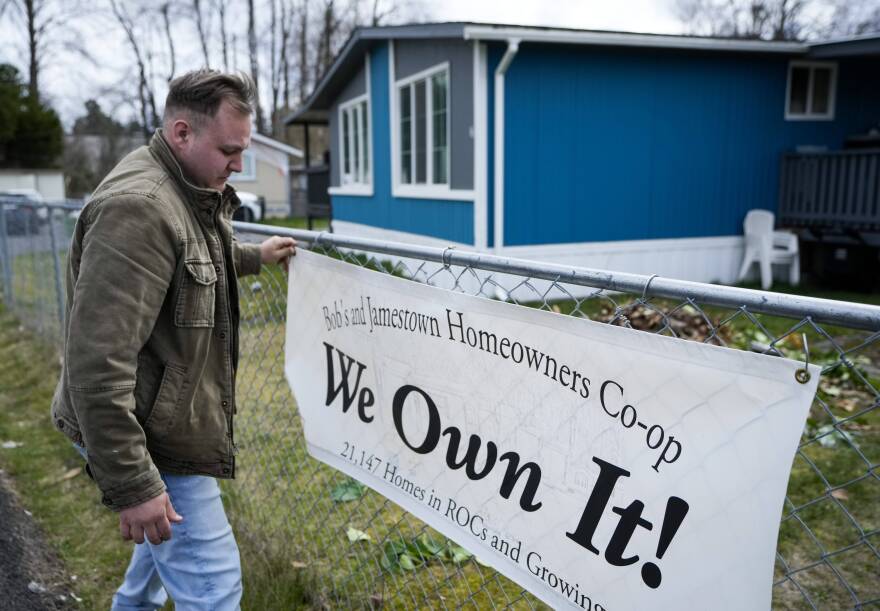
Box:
[192,0,211,68]
[268,0,295,135]
[109,0,160,137]
[2,0,94,101]
[770,0,809,40]
[161,2,177,81]
[247,0,266,133]
[824,0,880,36]
[313,0,339,85]
[297,0,310,103]
[239,0,427,138]
[270,0,278,126]
[675,0,813,40]
[217,0,230,70]
[24,0,38,98]
[281,0,293,113]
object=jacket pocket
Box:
[174,259,218,327]
[144,362,188,437]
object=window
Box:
[229,150,256,182]
[339,95,370,186]
[786,62,836,120]
[397,65,449,186]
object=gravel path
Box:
[0,469,76,610]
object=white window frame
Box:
[329,54,373,197]
[338,94,371,186]
[784,61,837,121]
[228,150,256,182]
[397,62,450,187]
[389,58,472,201]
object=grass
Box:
[1,247,878,609]
[0,306,130,608]
[258,217,331,231]
[0,303,315,609]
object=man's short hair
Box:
[163,70,256,128]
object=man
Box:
[50,70,295,610]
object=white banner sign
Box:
[284,249,819,611]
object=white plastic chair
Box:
[737,210,800,290]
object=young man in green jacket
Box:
[51,70,296,610]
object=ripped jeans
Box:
[74,444,242,610]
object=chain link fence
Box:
[2,199,878,610]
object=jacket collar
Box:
[149,130,239,212]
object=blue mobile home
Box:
[286,23,880,283]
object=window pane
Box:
[361,101,370,182]
[788,67,809,115]
[415,79,426,184]
[400,87,411,184]
[243,151,255,178]
[342,109,350,179]
[431,71,448,184]
[811,67,831,115]
[230,151,256,181]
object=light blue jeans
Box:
[74,445,242,610]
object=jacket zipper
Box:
[213,197,239,470]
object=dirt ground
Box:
[0,469,76,610]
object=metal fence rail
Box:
[3,200,879,610]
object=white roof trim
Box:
[250,132,303,158]
[463,25,808,54]
[810,31,880,46]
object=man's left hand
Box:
[260,236,297,272]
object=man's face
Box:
[175,100,251,191]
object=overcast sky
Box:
[1,0,684,127]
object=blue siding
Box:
[501,46,880,247]
[332,42,474,245]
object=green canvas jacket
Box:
[50,131,262,511]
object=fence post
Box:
[47,206,65,330]
[0,202,13,306]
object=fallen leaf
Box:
[830,489,849,501]
[57,468,81,482]
[346,527,371,543]
[399,554,418,571]
[819,380,843,397]
[291,561,308,569]
[38,467,83,486]
[330,478,366,502]
[836,398,858,413]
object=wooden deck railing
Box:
[778,149,880,230]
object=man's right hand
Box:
[119,492,184,545]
